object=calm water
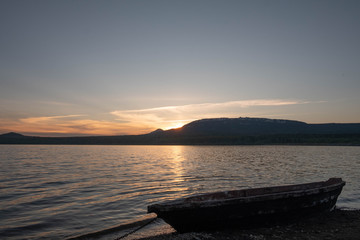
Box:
[0,145,359,239]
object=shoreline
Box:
[139,209,360,240]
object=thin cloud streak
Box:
[111,99,307,130]
[20,115,85,124]
[115,99,304,114]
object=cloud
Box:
[9,115,153,136]
[20,115,84,124]
[111,99,307,130]
[1,99,308,136]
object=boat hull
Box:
[148,178,345,232]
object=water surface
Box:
[0,145,359,239]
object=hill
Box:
[175,117,360,135]
[1,117,360,145]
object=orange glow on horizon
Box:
[0,116,155,137]
[0,99,319,137]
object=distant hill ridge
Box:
[177,117,307,135]
[0,132,26,138]
[1,117,360,145]
[174,117,360,136]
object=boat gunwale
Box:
[148,178,345,213]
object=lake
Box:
[0,145,359,239]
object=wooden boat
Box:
[148,178,345,232]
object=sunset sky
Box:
[1,0,360,136]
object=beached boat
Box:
[148,178,345,232]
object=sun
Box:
[172,122,185,129]
[164,122,185,130]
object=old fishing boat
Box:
[148,178,345,232]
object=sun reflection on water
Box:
[155,146,189,200]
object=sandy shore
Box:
[138,209,360,240]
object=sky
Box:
[1,0,360,136]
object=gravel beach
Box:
[139,209,360,240]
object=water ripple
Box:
[0,145,359,239]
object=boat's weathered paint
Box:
[148,178,345,232]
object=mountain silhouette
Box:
[173,117,360,135]
[1,117,360,145]
[0,132,27,138]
